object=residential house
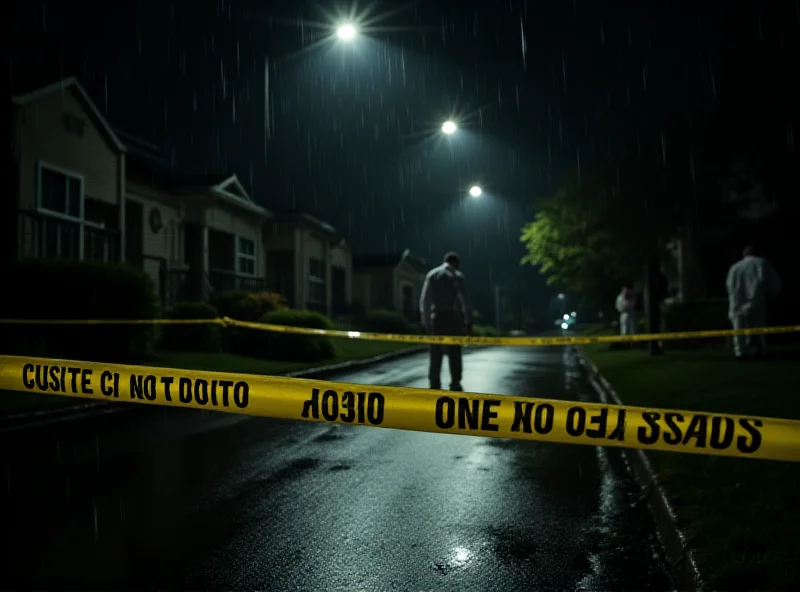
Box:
[264,213,353,317]
[125,142,270,308]
[13,77,126,266]
[352,250,428,320]
[11,77,271,311]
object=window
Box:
[237,237,255,275]
[37,163,85,260]
[39,165,82,219]
[308,257,326,304]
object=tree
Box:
[520,158,682,310]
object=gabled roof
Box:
[213,175,255,205]
[125,147,269,217]
[12,77,127,154]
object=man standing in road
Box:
[726,245,782,360]
[420,252,473,391]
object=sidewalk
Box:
[580,334,800,590]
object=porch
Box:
[17,209,121,263]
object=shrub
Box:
[230,291,288,322]
[662,298,728,349]
[2,259,157,362]
[224,292,289,354]
[358,309,414,334]
[160,302,222,353]
[255,310,336,362]
[473,325,501,337]
[210,290,250,318]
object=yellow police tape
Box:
[1,354,798,462]
[2,317,800,347]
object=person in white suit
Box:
[726,245,782,359]
[615,285,637,336]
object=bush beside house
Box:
[357,309,415,334]
[3,259,157,362]
[215,290,289,354]
[210,290,251,318]
[473,325,502,337]
[256,310,337,361]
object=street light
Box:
[469,185,482,198]
[441,120,457,135]
[336,23,357,41]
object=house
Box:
[13,77,127,266]
[11,77,271,310]
[264,213,352,317]
[352,250,428,319]
[124,141,270,307]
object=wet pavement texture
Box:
[0,346,671,590]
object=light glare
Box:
[337,24,357,41]
[469,185,482,197]
[442,120,457,134]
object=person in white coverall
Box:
[615,285,637,336]
[726,245,782,359]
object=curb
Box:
[573,345,703,592]
[0,346,428,433]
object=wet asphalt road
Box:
[0,346,671,590]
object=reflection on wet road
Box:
[0,346,671,590]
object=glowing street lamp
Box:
[336,23,357,41]
[441,120,457,135]
[469,185,482,198]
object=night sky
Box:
[11,0,800,317]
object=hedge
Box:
[255,310,336,361]
[2,259,157,362]
[210,290,250,318]
[160,302,221,353]
[357,309,414,334]
[474,325,502,337]
[223,291,289,354]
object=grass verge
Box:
[582,333,800,590]
[0,338,418,418]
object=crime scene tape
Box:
[2,317,800,347]
[1,354,798,462]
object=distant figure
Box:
[420,252,473,391]
[725,245,782,359]
[615,285,637,336]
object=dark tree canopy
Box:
[520,155,688,308]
